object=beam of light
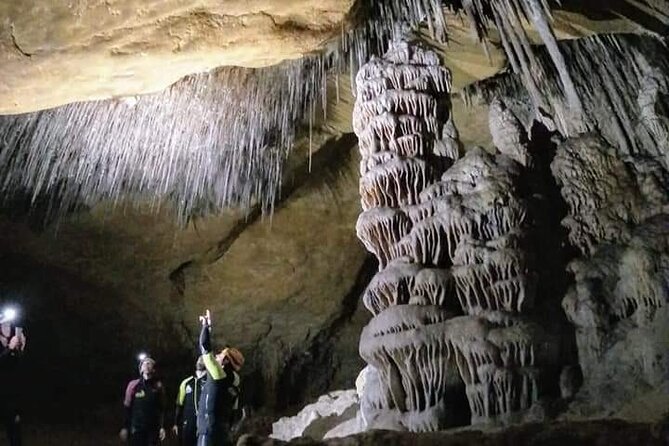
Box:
[1,307,17,323]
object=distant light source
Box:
[1,307,18,323]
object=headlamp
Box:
[1,307,18,324]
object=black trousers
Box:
[180,425,198,446]
[3,415,21,446]
[130,429,160,446]
[196,423,231,446]
[1,406,21,446]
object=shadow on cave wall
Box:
[522,119,580,400]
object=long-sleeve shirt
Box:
[174,374,205,432]
[0,324,23,408]
[0,324,21,360]
[123,377,166,433]
[196,324,240,435]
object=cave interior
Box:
[0,0,668,445]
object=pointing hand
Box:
[199,309,212,327]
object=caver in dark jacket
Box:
[196,311,243,446]
[121,357,167,446]
[0,322,25,446]
[174,361,207,446]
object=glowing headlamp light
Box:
[1,307,18,323]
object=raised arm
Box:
[198,317,212,355]
[198,310,225,381]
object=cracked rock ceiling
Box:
[0,0,664,115]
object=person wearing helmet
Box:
[197,310,243,446]
[119,356,167,446]
[173,357,207,446]
[0,309,26,446]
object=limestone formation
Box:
[361,260,455,315]
[467,34,669,164]
[0,0,355,114]
[463,30,669,421]
[550,135,649,255]
[410,145,555,425]
[0,2,661,225]
[1,0,657,116]
[354,35,557,430]
[552,133,669,414]
[271,390,359,442]
[488,99,531,167]
[353,36,461,431]
[4,2,669,443]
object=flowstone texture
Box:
[411,145,559,426]
[353,35,560,431]
[552,134,669,416]
[467,31,669,421]
[353,35,465,432]
[271,390,359,442]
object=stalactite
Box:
[0,0,587,222]
[0,62,328,222]
[362,260,455,315]
[465,34,669,161]
[356,208,412,269]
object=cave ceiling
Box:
[0,0,665,115]
[0,0,667,223]
[0,0,355,114]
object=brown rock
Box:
[0,0,354,114]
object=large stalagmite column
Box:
[354,36,557,431]
[354,36,460,431]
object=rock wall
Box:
[0,130,370,427]
[468,32,669,420]
[552,134,669,416]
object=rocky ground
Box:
[7,416,667,446]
